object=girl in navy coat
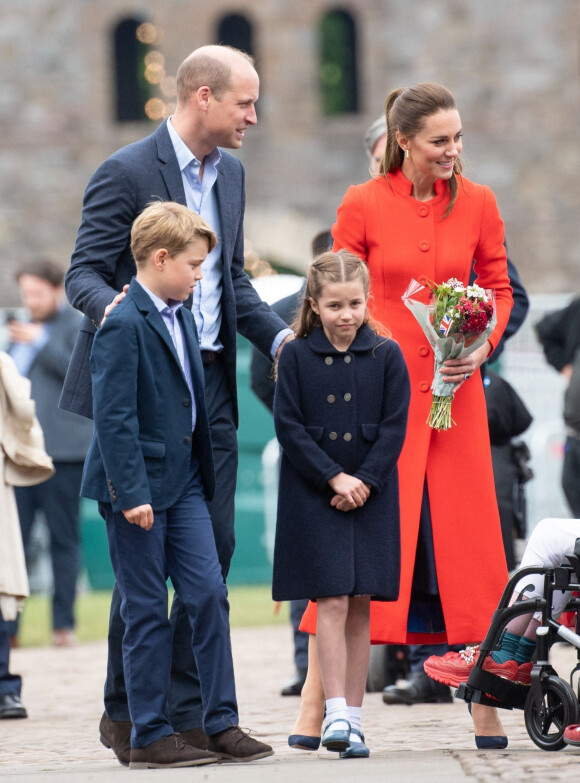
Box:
[273,251,410,758]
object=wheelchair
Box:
[456,539,580,751]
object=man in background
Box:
[536,298,580,517]
[8,259,93,647]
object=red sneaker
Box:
[424,648,519,689]
[517,662,533,686]
[564,724,580,746]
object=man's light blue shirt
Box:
[166,118,291,359]
[167,117,223,353]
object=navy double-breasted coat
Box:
[272,325,410,602]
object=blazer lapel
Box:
[214,164,233,266]
[177,307,204,399]
[129,280,182,368]
[154,123,187,205]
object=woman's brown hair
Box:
[379,82,463,216]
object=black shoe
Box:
[281,668,307,696]
[0,693,27,719]
[381,671,452,705]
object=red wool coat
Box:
[301,168,513,645]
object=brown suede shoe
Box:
[99,711,132,767]
[206,726,273,762]
[129,733,219,769]
[180,726,208,750]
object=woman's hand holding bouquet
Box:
[402,277,496,430]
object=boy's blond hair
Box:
[131,201,217,266]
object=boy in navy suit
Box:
[81,202,272,769]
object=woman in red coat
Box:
[291,82,513,752]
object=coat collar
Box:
[386,166,449,202]
[306,324,378,355]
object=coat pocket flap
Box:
[140,439,166,458]
[361,423,379,441]
[305,425,324,442]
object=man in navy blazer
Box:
[61,45,291,762]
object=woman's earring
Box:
[405,148,409,158]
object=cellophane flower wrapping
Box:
[402,278,496,430]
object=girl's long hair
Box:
[379,82,463,217]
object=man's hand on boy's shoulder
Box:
[101,284,130,326]
[123,504,154,530]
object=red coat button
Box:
[418,206,429,217]
[418,345,429,357]
[419,240,430,252]
[419,381,430,392]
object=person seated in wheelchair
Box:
[423,518,580,749]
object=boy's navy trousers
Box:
[101,457,238,748]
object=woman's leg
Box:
[471,703,506,738]
[291,635,325,738]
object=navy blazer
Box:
[62,121,287,422]
[80,279,214,512]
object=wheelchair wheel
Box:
[524,675,579,751]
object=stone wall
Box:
[0,0,578,305]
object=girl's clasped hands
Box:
[329,472,371,512]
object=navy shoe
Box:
[475,735,508,750]
[288,734,320,751]
[467,703,508,749]
[339,729,370,758]
[321,718,350,752]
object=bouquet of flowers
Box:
[402,277,496,430]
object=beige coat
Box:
[0,353,54,621]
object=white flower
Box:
[466,283,486,300]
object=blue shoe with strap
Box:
[339,729,370,758]
[321,718,350,751]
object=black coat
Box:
[272,326,410,601]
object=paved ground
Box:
[2,626,580,781]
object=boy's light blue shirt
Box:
[136,279,196,431]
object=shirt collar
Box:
[136,279,184,316]
[166,117,222,173]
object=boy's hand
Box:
[102,284,130,325]
[328,472,370,511]
[123,504,154,530]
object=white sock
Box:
[325,697,349,724]
[347,705,362,734]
